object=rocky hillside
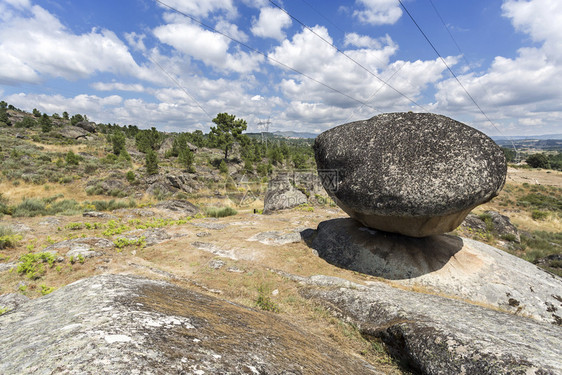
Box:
[1,107,561,374]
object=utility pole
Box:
[257,117,271,149]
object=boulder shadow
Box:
[300,218,464,280]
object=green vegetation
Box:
[255,285,280,312]
[145,149,159,175]
[113,236,146,249]
[209,112,247,160]
[0,226,22,249]
[17,252,56,280]
[204,206,237,218]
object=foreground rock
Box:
[0,274,380,374]
[300,275,562,375]
[263,173,307,214]
[314,112,507,237]
[303,218,562,325]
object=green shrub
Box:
[204,206,237,218]
[218,159,228,174]
[17,252,56,279]
[255,285,279,312]
[12,198,47,217]
[531,210,550,221]
[126,170,136,183]
[0,226,22,249]
[65,151,80,166]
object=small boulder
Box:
[314,112,507,237]
[59,126,89,139]
[263,173,307,214]
[75,120,96,133]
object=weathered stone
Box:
[304,218,562,325]
[59,125,89,139]
[263,173,307,214]
[119,228,171,247]
[0,293,29,312]
[460,213,488,233]
[247,230,302,245]
[0,275,381,374]
[485,210,521,242]
[44,237,114,258]
[301,275,562,375]
[154,199,199,216]
[74,120,96,133]
[83,211,117,219]
[314,112,507,237]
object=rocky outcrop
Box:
[263,173,307,214]
[74,120,96,133]
[59,125,89,139]
[300,274,562,375]
[303,218,562,325]
[460,211,520,243]
[0,274,380,374]
[314,112,507,237]
[43,237,114,259]
[154,199,199,216]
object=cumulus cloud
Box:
[268,26,446,112]
[91,82,146,92]
[353,0,402,25]
[154,21,263,73]
[0,4,149,85]
[155,0,236,19]
[251,7,292,41]
[433,0,562,134]
[125,32,147,52]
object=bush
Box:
[12,198,47,217]
[145,149,159,175]
[65,151,80,166]
[126,170,136,183]
[531,210,550,221]
[0,226,22,249]
[204,206,237,218]
[525,154,550,169]
[218,159,228,174]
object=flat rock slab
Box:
[0,274,381,375]
[304,218,562,325]
[301,275,562,375]
[43,237,114,259]
[247,230,302,245]
[314,112,507,237]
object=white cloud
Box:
[0,5,149,85]
[432,0,562,135]
[154,21,263,73]
[353,0,402,25]
[251,7,292,41]
[215,18,249,42]
[125,32,147,52]
[91,82,146,92]
[269,26,448,113]
[155,0,236,19]
[344,33,383,49]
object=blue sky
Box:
[1,0,561,136]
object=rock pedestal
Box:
[314,112,507,237]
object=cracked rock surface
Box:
[0,274,382,375]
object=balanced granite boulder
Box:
[314,112,507,237]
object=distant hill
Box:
[247,131,318,139]
[492,134,562,141]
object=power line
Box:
[146,54,213,121]
[268,0,429,112]
[397,1,504,135]
[154,0,381,112]
[401,0,519,156]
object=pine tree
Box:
[145,149,159,175]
